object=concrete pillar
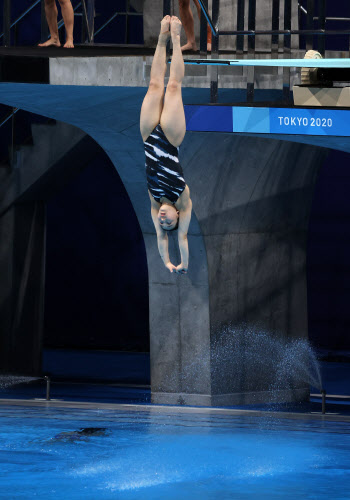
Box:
[178,132,329,404]
[146,221,211,405]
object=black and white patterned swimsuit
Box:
[144,125,186,204]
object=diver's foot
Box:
[181,41,197,52]
[63,39,74,48]
[38,38,61,48]
[159,15,171,46]
[171,16,182,42]
[207,42,212,52]
[301,49,323,85]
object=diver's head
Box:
[158,204,179,231]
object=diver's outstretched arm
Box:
[176,196,192,274]
[150,199,177,273]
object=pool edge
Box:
[1,398,350,422]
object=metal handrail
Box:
[196,0,350,38]
[94,11,119,38]
[44,375,51,401]
[314,17,350,22]
[94,11,143,39]
[0,108,19,129]
[196,0,217,36]
[298,4,350,22]
[81,0,93,43]
[0,0,41,40]
[218,29,350,36]
[299,4,307,16]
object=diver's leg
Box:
[140,16,171,142]
[160,17,186,148]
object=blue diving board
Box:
[184,105,350,137]
[183,58,350,68]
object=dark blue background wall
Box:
[0,105,150,356]
[44,149,149,352]
[308,149,350,351]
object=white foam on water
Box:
[68,430,332,493]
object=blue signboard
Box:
[185,105,232,132]
[269,108,349,136]
[185,105,350,137]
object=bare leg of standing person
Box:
[38,0,61,47]
[38,0,74,48]
[179,0,212,52]
[178,0,197,52]
[192,0,212,50]
[59,0,74,48]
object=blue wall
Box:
[44,149,149,352]
[308,149,350,351]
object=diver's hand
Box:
[165,262,177,273]
[175,263,188,274]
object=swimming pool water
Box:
[0,404,350,499]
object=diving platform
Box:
[2,47,350,108]
[183,58,350,69]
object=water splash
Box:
[271,338,322,393]
[0,375,41,390]
[165,326,322,403]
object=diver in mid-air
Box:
[140,16,192,275]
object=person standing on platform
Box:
[38,0,74,48]
[140,16,193,274]
[178,0,212,51]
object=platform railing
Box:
[163,0,350,104]
[0,107,19,129]
[2,0,143,47]
[1,0,83,46]
[0,0,41,44]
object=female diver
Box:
[140,15,192,275]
